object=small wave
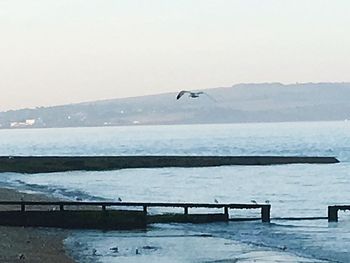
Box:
[7,179,109,202]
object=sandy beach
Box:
[0,187,74,263]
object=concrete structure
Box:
[0,156,339,174]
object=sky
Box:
[1,0,350,111]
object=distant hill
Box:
[1,82,350,129]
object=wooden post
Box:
[21,203,25,212]
[261,205,270,223]
[143,205,147,216]
[224,207,229,220]
[328,206,338,222]
[184,207,189,215]
[60,204,64,211]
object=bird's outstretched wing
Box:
[176,90,190,100]
[202,92,217,102]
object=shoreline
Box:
[0,187,330,263]
[0,187,75,263]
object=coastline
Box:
[0,187,74,263]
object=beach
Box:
[0,187,74,263]
[0,122,349,262]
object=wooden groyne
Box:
[0,156,339,173]
[0,201,270,230]
[328,205,350,222]
[3,201,349,228]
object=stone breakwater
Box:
[0,156,339,173]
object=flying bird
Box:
[176,90,216,101]
[176,90,203,100]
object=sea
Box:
[0,121,349,262]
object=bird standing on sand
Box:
[251,200,257,204]
[110,246,119,253]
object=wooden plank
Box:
[184,207,189,215]
[261,205,271,223]
[0,210,147,230]
[328,205,350,222]
[148,213,229,224]
[0,201,270,228]
[328,206,339,222]
[334,205,350,210]
[0,201,269,210]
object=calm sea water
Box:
[0,121,349,262]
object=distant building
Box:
[10,119,36,128]
[25,119,36,125]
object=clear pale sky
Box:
[1,0,349,110]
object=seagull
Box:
[214,199,219,204]
[110,246,119,253]
[265,200,270,204]
[176,90,202,99]
[251,200,257,204]
[118,197,122,202]
[279,245,287,251]
[176,90,216,101]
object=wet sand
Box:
[0,187,74,263]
